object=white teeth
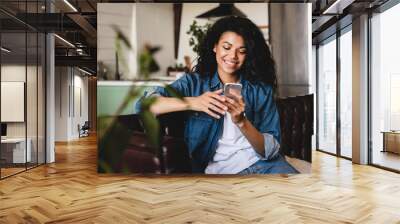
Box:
[224,60,237,65]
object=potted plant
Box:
[186,20,212,55]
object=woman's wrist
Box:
[236,117,248,128]
[184,97,195,110]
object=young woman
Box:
[137,16,298,174]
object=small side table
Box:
[381,131,400,154]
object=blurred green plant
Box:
[187,20,211,55]
[98,26,183,173]
[112,25,132,77]
[139,44,161,79]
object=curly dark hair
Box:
[192,16,277,90]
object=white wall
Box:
[98,3,137,80]
[178,3,269,66]
[79,75,89,124]
[98,3,175,78]
[136,3,175,77]
[72,74,89,138]
[55,67,89,141]
[55,67,69,141]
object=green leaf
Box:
[114,86,143,116]
[98,159,113,173]
[164,85,183,100]
[140,110,160,150]
[111,25,132,50]
[140,96,157,110]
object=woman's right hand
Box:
[185,89,228,119]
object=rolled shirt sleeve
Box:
[254,84,281,160]
[260,133,280,160]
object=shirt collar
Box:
[210,70,247,90]
[210,70,221,89]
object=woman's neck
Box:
[218,69,239,84]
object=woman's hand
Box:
[225,92,246,126]
[185,89,228,119]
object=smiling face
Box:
[213,31,247,78]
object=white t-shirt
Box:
[205,113,261,174]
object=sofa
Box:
[110,94,313,174]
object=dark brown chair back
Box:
[276,94,313,162]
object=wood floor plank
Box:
[0,135,400,223]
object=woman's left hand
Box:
[225,92,246,126]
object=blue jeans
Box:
[238,154,299,174]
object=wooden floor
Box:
[1,135,400,223]
[372,150,400,171]
[1,167,26,178]
[1,163,44,178]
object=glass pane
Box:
[371,3,400,171]
[1,31,27,177]
[0,1,46,178]
[318,37,337,154]
[340,29,352,158]
[27,31,38,169]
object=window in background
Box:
[371,2,400,171]
[339,28,352,158]
[390,74,400,130]
[317,36,337,154]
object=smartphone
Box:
[224,83,242,99]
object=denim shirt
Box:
[136,72,281,173]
